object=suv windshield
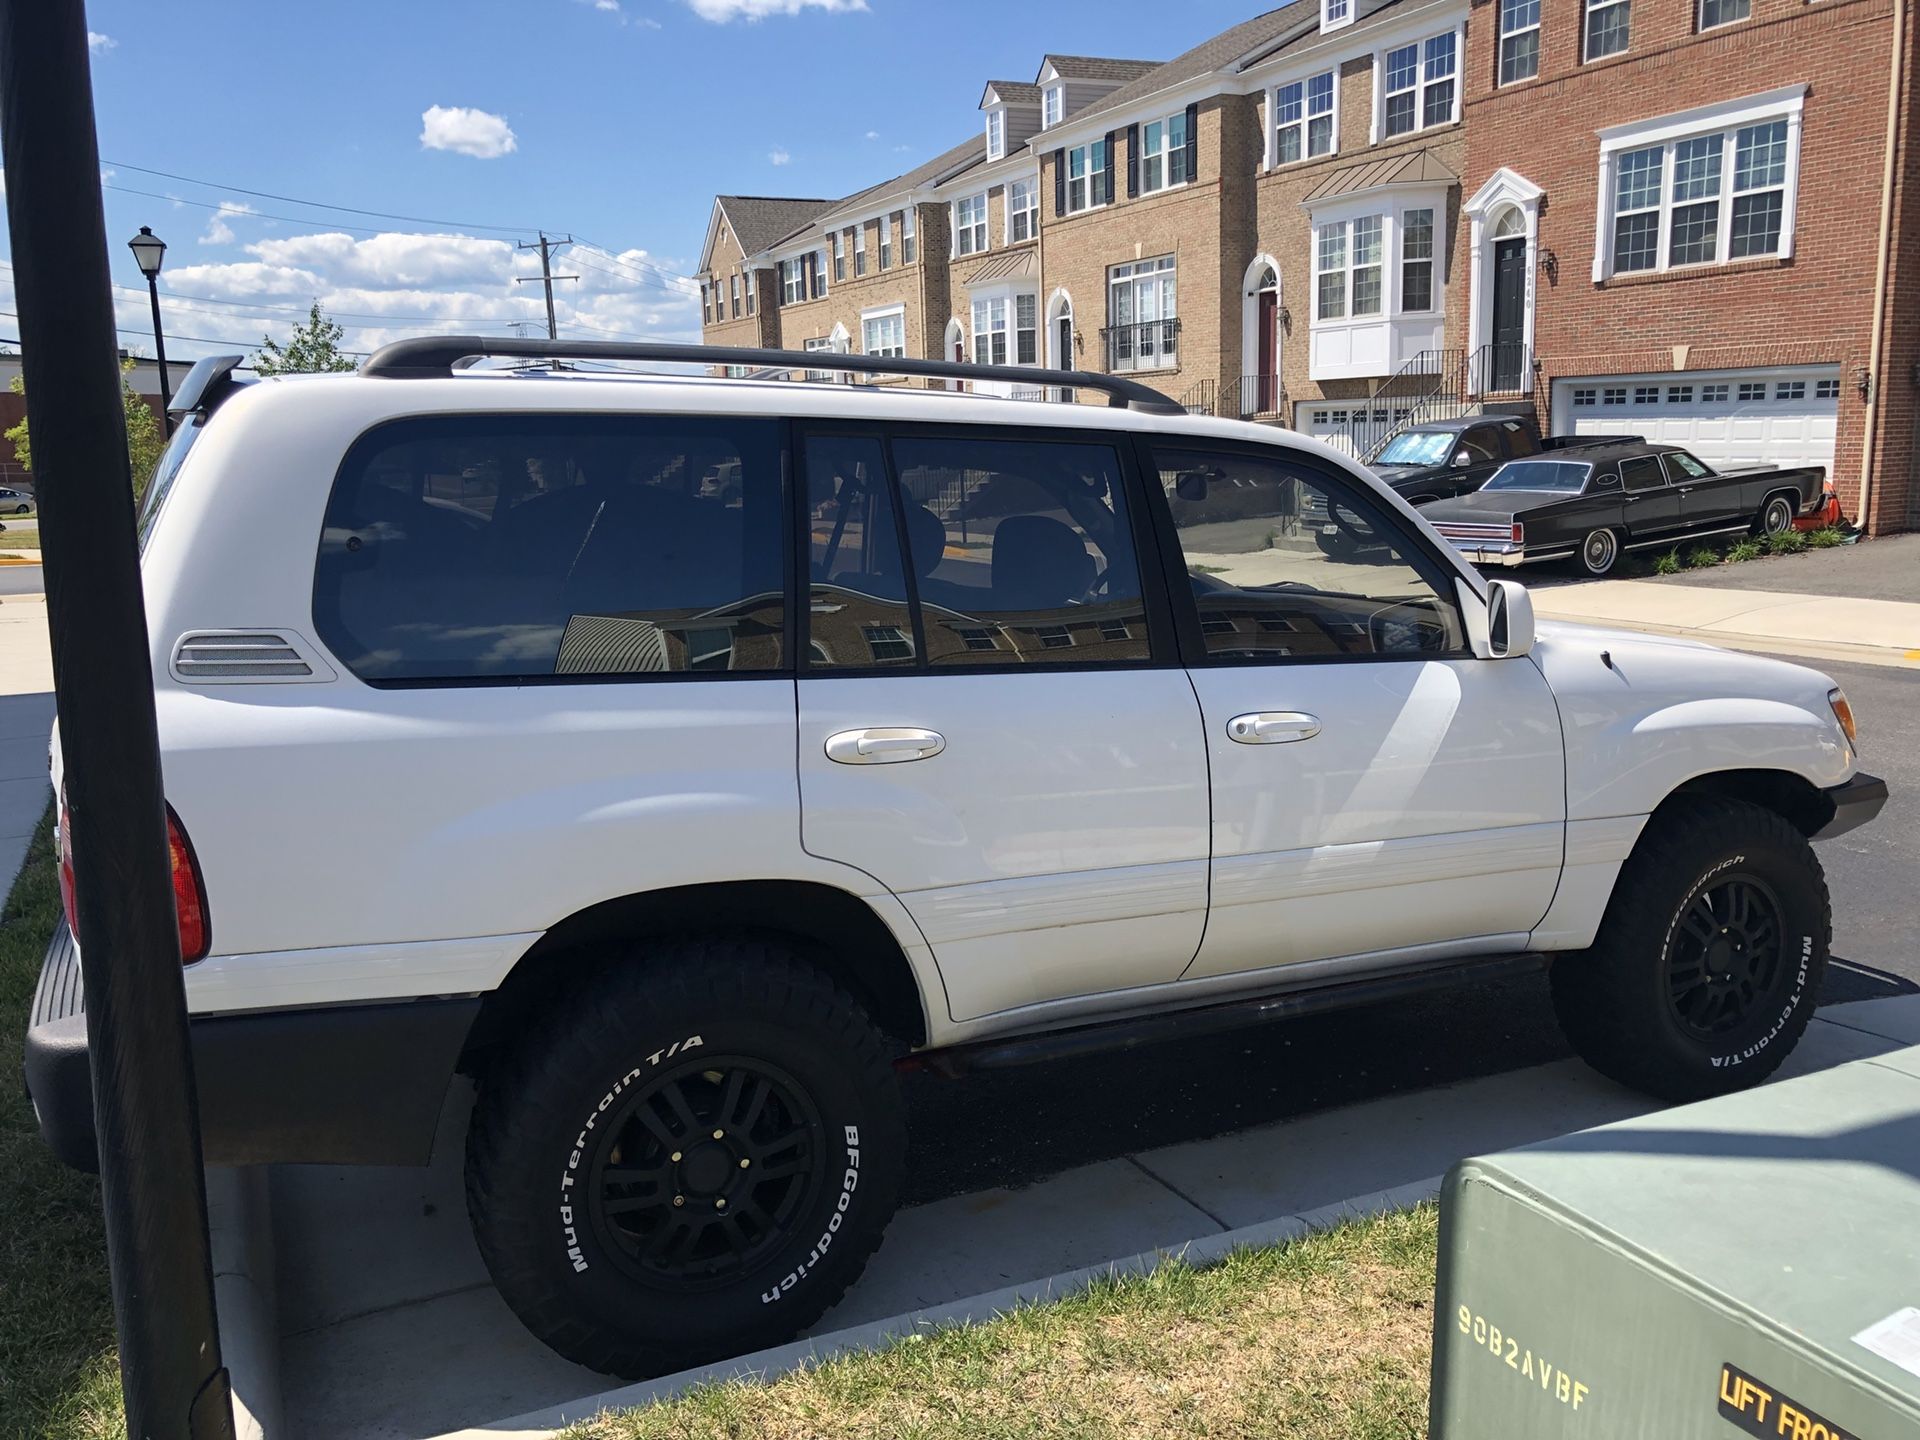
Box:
[1482,460,1591,492]
[1373,431,1454,467]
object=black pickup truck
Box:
[1313,414,1633,558]
[1422,440,1825,576]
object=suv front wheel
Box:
[1549,796,1829,1102]
[466,939,906,1378]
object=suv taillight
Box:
[55,789,210,964]
[1511,521,1526,545]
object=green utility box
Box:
[1431,1045,1920,1439]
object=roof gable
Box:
[708,195,837,266]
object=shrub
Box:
[1805,526,1846,549]
[1726,537,1764,564]
[1685,546,1722,569]
[1653,549,1683,575]
[1762,529,1809,556]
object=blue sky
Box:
[38,0,1263,360]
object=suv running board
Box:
[901,952,1548,1079]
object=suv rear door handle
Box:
[824,727,946,765]
[1227,712,1321,745]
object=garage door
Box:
[1552,369,1839,475]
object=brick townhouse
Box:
[700,0,1917,532]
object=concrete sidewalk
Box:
[0,593,54,881]
[1534,577,1920,668]
[273,994,1920,1440]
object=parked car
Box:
[1310,415,1635,559]
[25,343,1884,1381]
[0,485,32,514]
[1421,441,1826,576]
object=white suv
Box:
[24,340,1885,1378]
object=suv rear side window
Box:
[314,415,786,681]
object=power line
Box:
[569,235,697,289]
[102,159,537,235]
[101,184,441,237]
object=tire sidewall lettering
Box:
[1664,855,1815,1069]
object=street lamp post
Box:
[126,225,172,430]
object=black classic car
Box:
[1419,441,1825,576]
[1311,414,1634,558]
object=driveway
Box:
[1647,533,1920,600]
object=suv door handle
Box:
[1226,712,1321,745]
[824,727,946,765]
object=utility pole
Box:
[515,231,578,339]
[0,4,235,1439]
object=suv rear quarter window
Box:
[313,414,787,681]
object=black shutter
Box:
[1054,149,1067,215]
[1127,123,1140,198]
[1103,131,1116,206]
[1184,103,1199,180]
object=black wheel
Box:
[465,939,907,1378]
[1758,495,1795,535]
[1578,526,1621,576]
[1550,797,1829,1102]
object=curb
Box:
[205,1167,283,1440]
[425,1173,1444,1440]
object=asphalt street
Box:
[0,564,42,597]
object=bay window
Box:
[861,306,905,359]
[1317,217,1384,320]
[954,193,988,256]
[1499,0,1539,84]
[1401,208,1435,312]
[971,296,1010,364]
[1307,195,1449,380]
[1008,177,1038,243]
[1016,293,1037,364]
[1596,90,1801,279]
[1107,255,1176,372]
[1273,71,1335,165]
[1382,31,1456,138]
[1140,110,1190,193]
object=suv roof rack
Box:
[359,336,1187,416]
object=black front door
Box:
[1491,238,1526,393]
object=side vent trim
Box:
[170,630,336,685]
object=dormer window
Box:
[986,108,1006,161]
[1322,0,1352,31]
[1043,86,1063,128]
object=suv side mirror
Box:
[1484,579,1536,659]
[1450,451,1474,469]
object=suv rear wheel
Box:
[1549,797,1829,1102]
[465,939,906,1378]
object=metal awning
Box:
[1301,148,1459,206]
[964,249,1037,287]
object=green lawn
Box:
[0,528,39,552]
[563,1206,1440,1440]
[0,811,123,1440]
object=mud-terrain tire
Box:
[1549,797,1830,1103]
[465,939,906,1379]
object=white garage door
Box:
[1552,369,1839,475]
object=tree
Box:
[5,357,167,504]
[255,301,358,375]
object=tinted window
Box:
[1156,446,1466,660]
[1484,461,1591,492]
[314,415,786,681]
[1665,451,1714,480]
[1456,428,1501,464]
[805,434,918,669]
[888,434,1149,668]
[1500,422,1540,458]
[1620,455,1668,492]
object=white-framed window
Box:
[1043,85,1063,128]
[1107,254,1176,373]
[1815,377,1840,399]
[813,248,828,299]
[1382,31,1457,138]
[833,230,846,282]
[1597,90,1801,279]
[954,193,989,256]
[1322,0,1352,31]
[1273,71,1335,165]
[854,223,868,276]
[903,208,917,264]
[1401,207,1436,312]
[971,295,1010,364]
[730,274,741,318]
[1700,0,1749,29]
[1586,0,1631,60]
[1067,139,1108,213]
[780,258,806,306]
[1140,110,1191,194]
[880,214,894,270]
[1315,216,1383,320]
[746,270,756,315]
[701,283,711,324]
[803,335,834,382]
[986,108,1006,161]
[1498,0,1540,85]
[1015,292,1037,364]
[861,305,905,359]
[1007,177,1038,243]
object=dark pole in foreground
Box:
[128,226,174,429]
[0,6,235,1439]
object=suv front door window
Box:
[1149,443,1566,982]
[795,426,1209,1021]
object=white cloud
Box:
[768,148,791,166]
[87,31,115,52]
[686,0,867,21]
[199,201,257,247]
[864,130,879,141]
[419,105,518,160]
